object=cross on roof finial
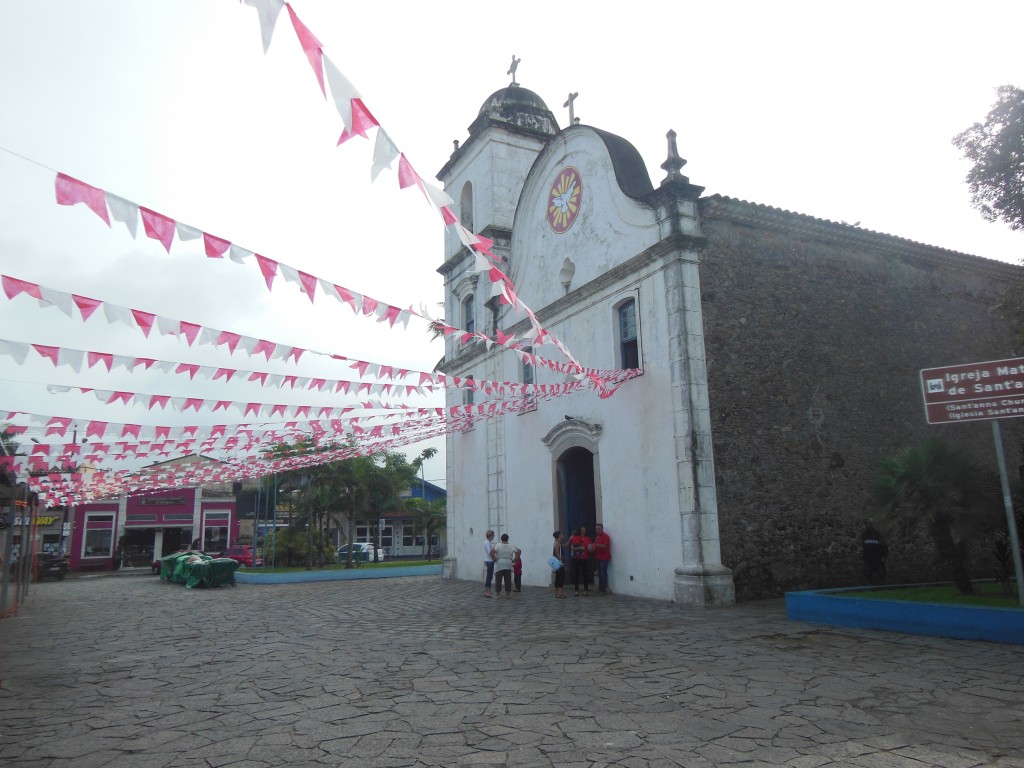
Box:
[564,92,579,126]
[507,55,521,86]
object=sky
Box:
[1,0,1022,497]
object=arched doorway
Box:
[557,447,596,536]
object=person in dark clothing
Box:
[861,522,888,585]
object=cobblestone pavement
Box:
[1,574,1022,768]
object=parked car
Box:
[30,553,69,581]
[337,543,384,563]
[217,546,263,567]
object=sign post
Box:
[920,357,1024,605]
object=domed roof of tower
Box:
[470,84,559,139]
[478,85,549,117]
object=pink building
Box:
[70,486,238,572]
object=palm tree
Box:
[871,440,1001,595]
[411,498,446,560]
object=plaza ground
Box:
[1,574,1022,767]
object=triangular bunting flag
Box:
[55,173,110,225]
[324,55,359,129]
[286,4,326,97]
[139,207,176,252]
[370,129,400,182]
[244,0,285,53]
[204,232,231,258]
[106,194,139,238]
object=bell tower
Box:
[436,79,559,572]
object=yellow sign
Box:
[12,515,60,526]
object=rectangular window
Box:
[83,513,114,558]
[380,526,393,548]
[520,346,537,413]
[204,526,228,552]
[463,294,475,335]
[402,525,414,547]
[619,300,639,369]
[356,525,369,543]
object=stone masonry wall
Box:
[699,213,1023,601]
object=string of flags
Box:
[2,1,644,506]
[0,277,637,388]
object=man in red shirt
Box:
[593,523,612,595]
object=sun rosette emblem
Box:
[547,167,582,233]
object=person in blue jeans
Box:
[483,530,495,597]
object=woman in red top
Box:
[568,527,592,596]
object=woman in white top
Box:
[483,530,495,597]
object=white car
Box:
[337,543,384,562]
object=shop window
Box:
[83,514,114,558]
[204,526,228,552]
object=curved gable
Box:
[509,126,661,310]
[591,127,654,200]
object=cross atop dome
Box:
[507,55,521,86]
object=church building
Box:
[437,82,1022,604]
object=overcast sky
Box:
[1,0,1022,490]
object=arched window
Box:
[460,182,474,233]
[462,293,475,335]
[617,299,639,369]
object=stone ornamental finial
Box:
[660,129,689,186]
[507,55,521,86]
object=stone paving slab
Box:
[1,575,1022,767]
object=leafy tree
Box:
[264,526,308,568]
[871,440,1002,594]
[953,85,1024,231]
[261,441,432,568]
[0,428,20,459]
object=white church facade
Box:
[436,80,1022,605]
[437,85,734,605]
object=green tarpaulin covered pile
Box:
[160,551,239,588]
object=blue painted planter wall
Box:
[786,588,1024,645]
[236,564,442,585]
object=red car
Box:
[217,546,264,567]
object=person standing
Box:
[569,527,592,596]
[551,531,567,598]
[492,534,516,599]
[512,547,523,592]
[483,530,495,597]
[593,523,612,595]
[861,521,888,585]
